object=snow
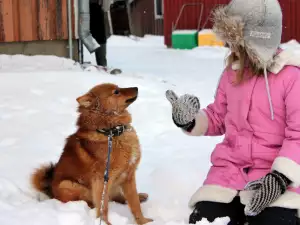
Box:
[0,54,82,73]
[172,30,198,34]
[198,29,215,35]
[0,34,298,225]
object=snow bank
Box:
[0,54,82,73]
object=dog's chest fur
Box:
[74,128,141,180]
[111,129,141,167]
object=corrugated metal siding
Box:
[131,0,163,37]
[164,0,300,47]
[0,0,75,43]
[279,0,300,43]
[163,0,229,47]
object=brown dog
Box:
[31,83,153,225]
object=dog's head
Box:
[76,83,138,114]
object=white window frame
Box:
[154,0,163,19]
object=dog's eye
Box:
[114,89,120,95]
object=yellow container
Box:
[198,29,224,47]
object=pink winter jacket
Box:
[188,49,300,197]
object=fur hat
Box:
[212,0,283,69]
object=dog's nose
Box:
[133,87,138,92]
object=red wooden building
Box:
[163,0,300,48]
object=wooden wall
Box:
[0,0,76,42]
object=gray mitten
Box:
[244,170,291,217]
[165,90,200,131]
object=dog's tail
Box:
[31,163,55,198]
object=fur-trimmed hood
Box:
[211,0,283,120]
[211,0,282,70]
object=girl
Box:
[166,0,300,224]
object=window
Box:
[154,0,163,19]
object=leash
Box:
[97,125,129,225]
[99,132,113,225]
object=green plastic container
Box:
[171,29,198,49]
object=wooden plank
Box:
[60,0,68,39]
[296,0,300,42]
[293,0,299,42]
[49,0,57,40]
[37,0,50,40]
[56,0,63,39]
[19,0,35,41]
[0,0,15,42]
[30,0,38,41]
[12,0,20,41]
[71,0,76,39]
[285,0,291,43]
[0,0,6,42]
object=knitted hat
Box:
[212,0,283,69]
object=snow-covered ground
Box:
[0,35,298,225]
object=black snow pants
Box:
[90,2,107,67]
[189,196,300,225]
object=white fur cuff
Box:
[188,185,237,208]
[272,157,300,187]
[240,190,300,216]
[183,110,208,136]
[269,191,300,210]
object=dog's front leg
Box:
[91,177,112,225]
[121,173,153,225]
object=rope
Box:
[264,65,274,120]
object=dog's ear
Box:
[76,93,93,108]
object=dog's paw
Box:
[138,193,148,203]
[136,217,153,225]
[101,216,112,225]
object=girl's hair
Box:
[225,45,264,85]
